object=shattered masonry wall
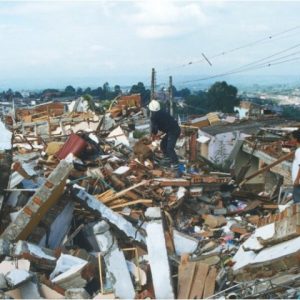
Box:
[1,160,73,242]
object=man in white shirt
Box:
[292,130,300,203]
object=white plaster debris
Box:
[173,230,199,256]
[233,231,300,272]
[145,207,161,219]
[113,166,130,175]
[75,189,145,243]
[126,260,147,286]
[197,135,211,144]
[10,210,22,222]
[176,187,187,200]
[50,254,87,280]
[0,120,12,150]
[26,243,56,261]
[14,241,56,261]
[5,269,32,286]
[0,259,30,275]
[89,133,99,144]
[254,236,300,263]
[254,223,275,241]
[106,126,129,147]
[93,221,136,299]
[51,263,87,285]
[145,208,174,299]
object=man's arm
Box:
[150,115,158,135]
[295,166,300,186]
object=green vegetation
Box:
[130,82,150,106]
[133,130,148,139]
[282,106,300,121]
[174,81,240,115]
[1,80,241,116]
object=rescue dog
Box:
[133,136,154,163]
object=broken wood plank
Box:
[110,199,152,209]
[189,262,209,299]
[203,267,217,298]
[155,178,191,187]
[125,190,139,200]
[262,204,279,210]
[104,180,148,203]
[177,255,197,299]
[96,189,115,200]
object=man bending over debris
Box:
[292,129,300,203]
[148,99,181,168]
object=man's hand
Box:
[151,134,159,141]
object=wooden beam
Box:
[104,180,148,203]
[239,151,294,187]
[189,263,209,299]
[177,255,197,299]
[203,266,217,298]
[110,199,152,210]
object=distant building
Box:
[197,116,293,167]
[234,101,262,119]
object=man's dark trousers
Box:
[160,128,181,164]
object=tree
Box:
[130,82,150,106]
[114,85,121,95]
[64,85,76,97]
[4,89,14,101]
[207,81,239,113]
[14,91,23,98]
[91,87,104,99]
[84,87,92,94]
[176,88,191,98]
[184,93,210,114]
[282,106,300,121]
[76,87,83,96]
[103,82,110,99]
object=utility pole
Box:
[151,68,156,100]
[168,76,173,116]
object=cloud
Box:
[128,1,208,39]
[90,44,106,52]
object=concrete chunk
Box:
[0,273,8,289]
[173,230,199,256]
[0,239,12,256]
[93,221,135,299]
[50,254,88,290]
[65,288,91,299]
[5,269,32,287]
[145,207,175,299]
[73,188,145,243]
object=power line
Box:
[181,43,300,83]
[184,55,300,83]
[230,43,300,71]
[160,25,300,72]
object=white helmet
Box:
[148,99,160,112]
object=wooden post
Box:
[239,151,294,187]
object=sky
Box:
[0,0,300,90]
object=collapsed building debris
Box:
[0,98,300,299]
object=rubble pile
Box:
[0,98,300,299]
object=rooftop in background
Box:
[200,116,298,136]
